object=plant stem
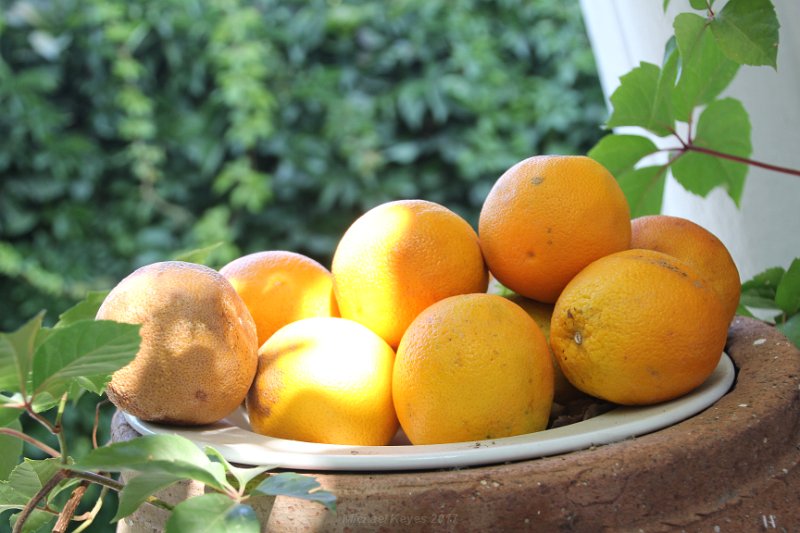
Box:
[12,470,68,533]
[54,393,70,463]
[24,404,58,435]
[71,486,106,533]
[53,480,89,533]
[93,399,109,449]
[684,145,800,176]
[0,427,60,458]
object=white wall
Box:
[579,0,800,281]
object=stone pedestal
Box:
[112,317,800,532]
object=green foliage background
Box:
[1,3,604,527]
[0,0,605,334]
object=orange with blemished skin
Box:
[479,155,631,303]
[96,261,258,425]
[631,215,740,324]
[550,249,729,406]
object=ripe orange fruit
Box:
[479,155,631,303]
[247,317,398,445]
[550,249,729,405]
[219,250,338,348]
[631,215,740,323]
[393,293,553,445]
[505,294,584,404]
[96,261,258,425]
[331,199,488,348]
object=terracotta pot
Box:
[112,316,800,532]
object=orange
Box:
[631,215,740,323]
[331,199,488,348]
[479,155,631,303]
[505,294,584,404]
[96,261,258,425]
[550,249,729,405]
[247,317,398,445]
[219,250,338,348]
[393,293,553,445]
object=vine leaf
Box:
[0,394,24,428]
[672,13,740,122]
[69,434,228,492]
[775,258,800,315]
[0,312,45,394]
[606,58,676,137]
[205,447,275,492]
[0,459,63,532]
[31,320,140,404]
[0,420,23,481]
[617,166,667,218]
[776,314,800,347]
[588,134,659,177]
[709,0,779,68]
[165,494,259,533]
[54,290,109,328]
[738,266,784,312]
[688,0,711,9]
[254,472,337,511]
[113,471,188,522]
[671,98,751,203]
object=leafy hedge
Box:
[0,0,605,330]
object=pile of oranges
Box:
[99,155,740,446]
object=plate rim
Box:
[123,352,735,471]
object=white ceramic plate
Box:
[124,353,734,472]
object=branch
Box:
[53,481,89,533]
[685,145,800,177]
[71,486,107,533]
[0,427,60,458]
[12,470,68,533]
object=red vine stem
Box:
[659,145,800,177]
[684,145,800,177]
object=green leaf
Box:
[0,312,45,393]
[617,165,667,218]
[165,494,259,533]
[55,291,110,328]
[673,13,740,122]
[776,313,800,348]
[671,98,751,203]
[254,472,336,512]
[0,459,62,512]
[31,320,140,400]
[741,266,785,299]
[114,471,185,522]
[8,508,55,533]
[739,293,780,310]
[0,420,23,481]
[204,447,275,493]
[606,61,675,137]
[710,0,779,68]
[689,0,710,9]
[775,259,800,315]
[735,302,756,317]
[69,434,227,491]
[172,243,225,266]
[588,134,659,178]
[0,394,24,428]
